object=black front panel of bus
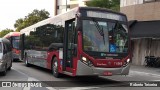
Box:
[84,51,128,59]
[79,8,127,22]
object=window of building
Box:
[120,0,127,7]
[121,0,154,7]
[144,0,156,3]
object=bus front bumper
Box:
[12,53,20,60]
[76,60,130,76]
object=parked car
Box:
[0,38,12,76]
[145,56,160,67]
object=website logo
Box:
[2,82,11,87]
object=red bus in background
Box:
[3,32,20,61]
[20,7,131,77]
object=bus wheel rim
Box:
[53,61,57,74]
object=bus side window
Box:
[66,19,77,57]
[67,20,76,49]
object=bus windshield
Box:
[12,36,20,49]
[82,19,128,53]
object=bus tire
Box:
[1,64,7,76]
[25,54,30,67]
[52,57,61,78]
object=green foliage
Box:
[86,0,120,11]
[0,28,14,37]
[14,9,50,32]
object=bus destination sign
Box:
[87,11,126,21]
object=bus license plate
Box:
[103,71,112,76]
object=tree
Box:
[14,18,24,28]
[0,28,14,37]
[86,0,120,11]
[14,9,50,31]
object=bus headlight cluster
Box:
[82,57,87,62]
[81,57,93,67]
[127,58,130,63]
[123,58,130,67]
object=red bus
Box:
[20,7,131,77]
[3,32,21,61]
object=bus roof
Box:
[20,7,78,35]
[20,7,127,35]
[3,32,20,38]
[79,7,126,16]
[0,38,10,42]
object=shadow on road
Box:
[19,64,122,87]
[45,76,120,87]
[12,59,23,63]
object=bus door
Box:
[63,19,77,72]
[20,34,25,61]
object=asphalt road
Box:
[0,61,160,90]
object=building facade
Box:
[129,20,160,65]
[121,0,160,21]
[54,0,90,15]
[121,0,160,66]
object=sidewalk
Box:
[130,64,160,76]
[105,64,160,81]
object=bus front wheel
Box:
[52,57,61,78]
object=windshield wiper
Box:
[92,18,105,44]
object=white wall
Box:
[56,0,89,15]
[132,39,160,65]
[120,0,143,7]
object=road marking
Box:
[152,80,160,81]
[59,87,99,90]
[127,74,133,77]
[23,86,30,90]
[27,77,39,81]
[12,67,31,78]
[12,67,99,90]
[23,77,57,90]
[130,70,160,78]
[46,87,57,90]
[12,68,56,90]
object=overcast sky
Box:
[0,0,55,31]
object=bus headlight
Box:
[82,57,87,62]
[81,57,93,67]
[123,58,130,67]
[127,58,130,63]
